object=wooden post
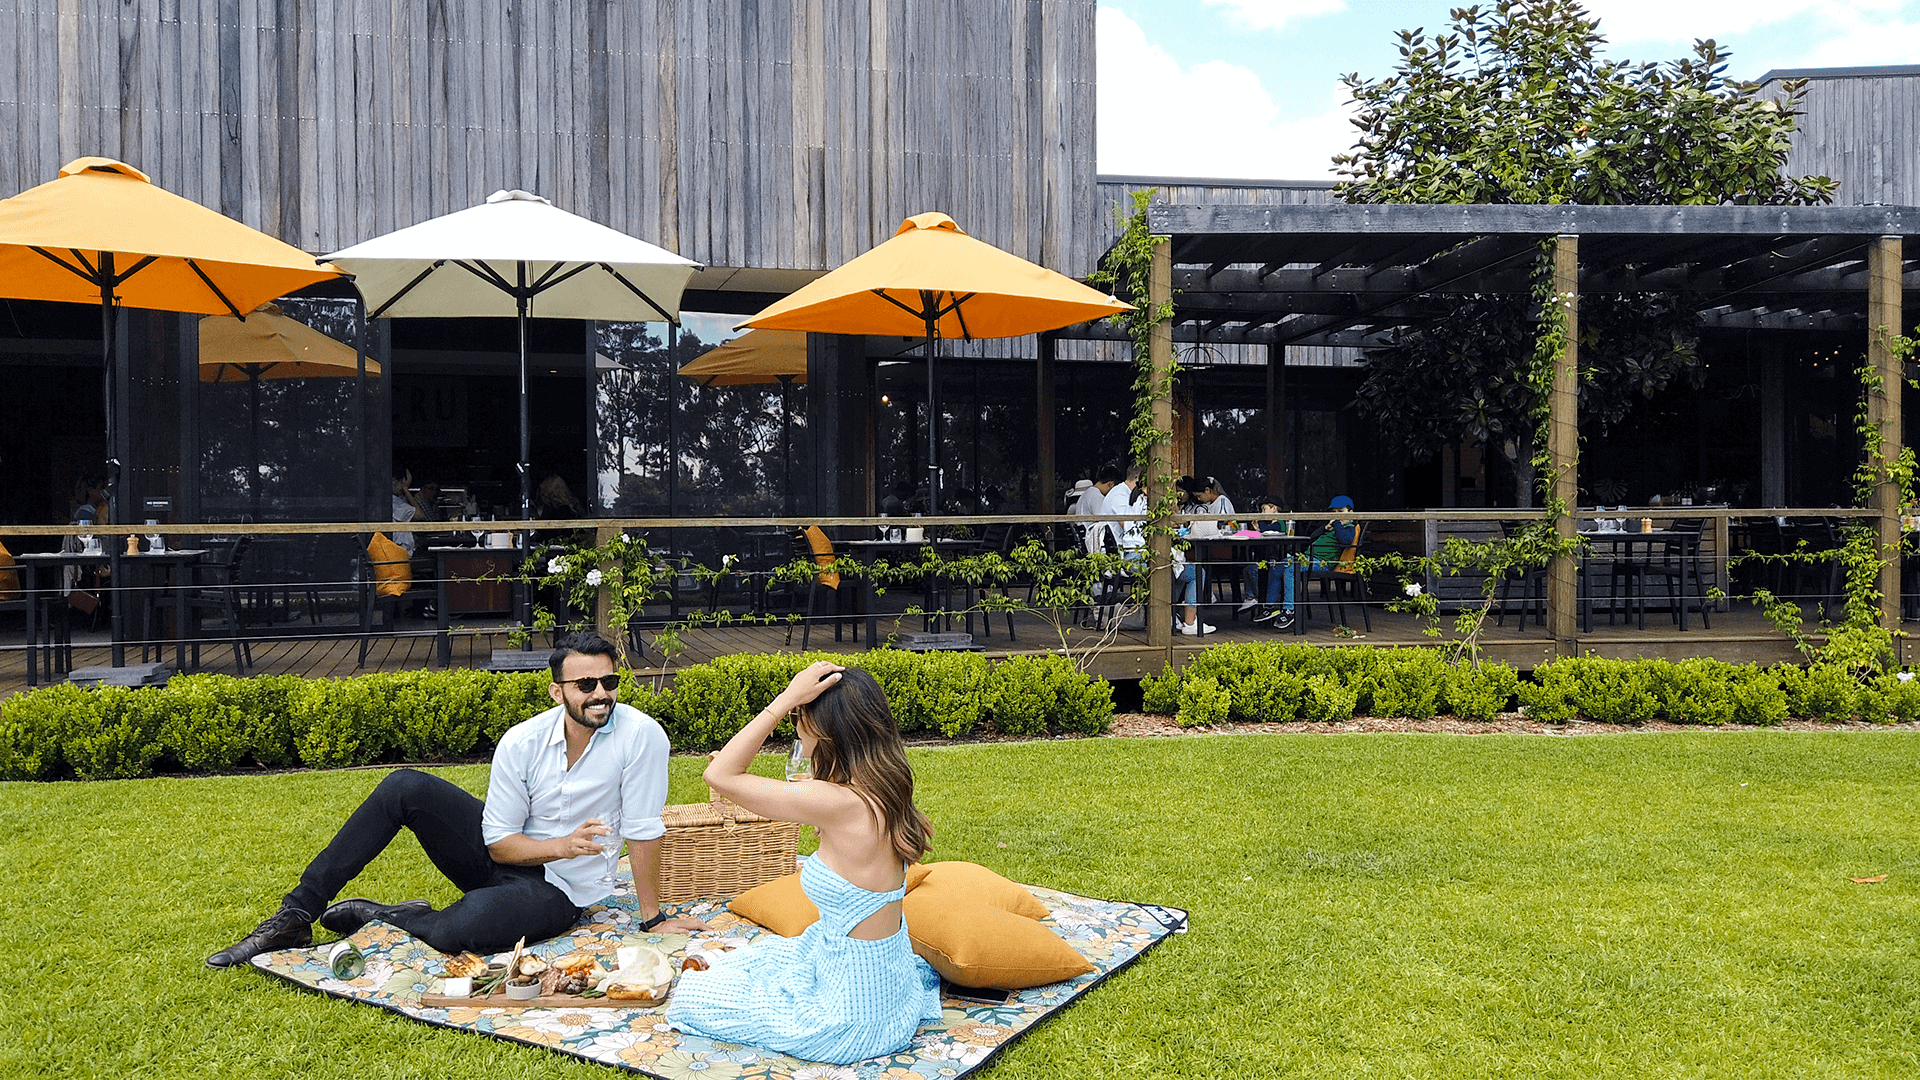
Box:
[1148,236,1175,652]
[1546,235,1581,654]
[1036,332,1057,513]
[1265,343,1284,497]
[1868,235,1905,628]
[594,524,619,645]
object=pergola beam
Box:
[1868,236,1905,629]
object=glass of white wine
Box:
[785,740,814,782]
[594,828,622,888]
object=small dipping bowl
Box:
[505,979,541,1000]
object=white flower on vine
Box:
[548,557,569,575]
[585,569,603,586]
[614,532,631,543]
[1403,582,1423,597]
[1900,671,1914,684]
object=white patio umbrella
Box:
[321,189,701,519]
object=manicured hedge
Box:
[0,650,1114,781]
[1139,644,1919,728]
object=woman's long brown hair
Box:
[800,668,932,864]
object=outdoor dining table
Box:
[1578,529,1708,631]
[1221,532,1314,635]
[15,548,209,686]
[839,536,984,646]
[428,545,517,667]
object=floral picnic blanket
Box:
[250,879,1187,1079]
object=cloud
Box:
[1097,6,1356,180]
[1199,0,1346,33]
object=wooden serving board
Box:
[419,989,669,1009]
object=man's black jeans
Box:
[284,769,581,954]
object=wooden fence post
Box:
[594,524,618,645]
[1148,235,1175,653]
[1546,235,1581,655]
[1868,235,1905,629]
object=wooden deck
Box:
[0,600,1858,703]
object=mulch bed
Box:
[1100,712,1920,738]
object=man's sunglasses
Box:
[562,674,621,693]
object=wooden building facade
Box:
[0,0,1099,281]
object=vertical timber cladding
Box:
[0,1,1098,275]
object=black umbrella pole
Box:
[925,309,939,516]
[516,264,532,650]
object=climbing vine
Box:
[1089,189,1181,537]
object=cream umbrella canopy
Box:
[677,329,807,513]
[199,303,381,517]
[741,212,1128,508]
[322,189,701,520]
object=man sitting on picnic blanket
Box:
[208,631,709,969]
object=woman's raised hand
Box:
[780,661,845,708]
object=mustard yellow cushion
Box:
[368,532,412,597]
[726,871,816,937]
[914,861,1050,920]
[802,524,840,590]
[0,540,18,600]
[727,863,1086,989]
[902,892,1093,989]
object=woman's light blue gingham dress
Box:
[667,854,942,1064]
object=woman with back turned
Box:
[666,661,941,1063]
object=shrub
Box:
[1175,674,1230,728]
[1651,659,1737,727]
[1516,661,1579,724]
[1729,666,1790,727]
[987,655,1054,736]
[385,670,488,761]
[1141,663,1181,715]
[292,676,385,768]
[1372,650,1449,719]
[159,674,254,771]
[1319,647,1384,715]
[1052,669,1116,735]
[1861,672,1920,724]
[64,686,167,780]
[489,671,558,743]
[243,675,308,768]
[1444,662,1519,722]
[0,683,81,780]
[1785,664,1859,723]
[1301,673,1358,723]
[887,651,990,738]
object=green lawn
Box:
[7,732,1918,1079]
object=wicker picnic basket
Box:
[657,793,800,901]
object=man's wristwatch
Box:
[638,911,667,931]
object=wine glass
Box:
[594,828,623,888]
[785,740,814,782]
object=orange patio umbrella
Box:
[0,157,342,517]
[200,303,379,517]
[741,212,1129,508]
[678,329,807,512]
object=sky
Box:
[1097,0,1920,181]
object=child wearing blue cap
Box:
[1255,495,1356,629]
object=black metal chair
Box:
[962,521,1020,641]
[147,537,254,674]
[1635,519,1711,630]
[787,528,861,650]
[1297,524,1371,632]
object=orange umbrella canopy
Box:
[741,213,1129,338]
[0,158,339,313]
[199,304,380,382]
[677,329,807,386]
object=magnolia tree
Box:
[1332,0,1836,504]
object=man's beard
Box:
[568,697,614,729]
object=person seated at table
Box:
[1074,466,1122,552]
[1255,494,1357,631]
[413,479,446,522]
[1237,494,1292,613]
[1187,475,1234,517]
[531,473,592,546]
[1172,477,1215,636]
[667,661,942,1064]
[391,467,423,554]
[880,480,914,517]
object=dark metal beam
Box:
[1147,201,1920,237]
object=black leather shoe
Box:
[207,906,313,969]
[319,897,433,936]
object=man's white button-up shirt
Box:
[481,702,669,907]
